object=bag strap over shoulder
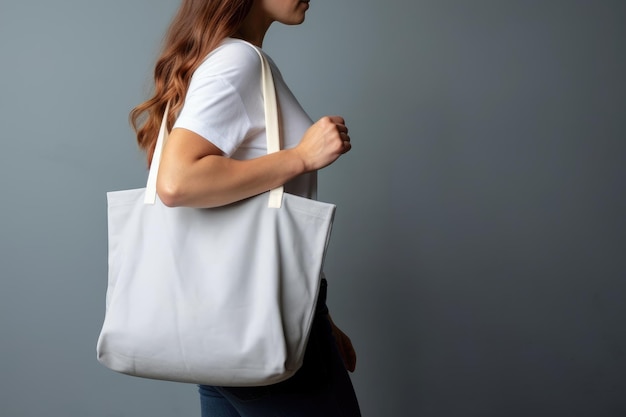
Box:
[144,101,170,205]
[254,45,284,208]
[144,42,284,208]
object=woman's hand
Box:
[293,116,351,172]
[328,315,357,372]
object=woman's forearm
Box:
[157,148,305,208]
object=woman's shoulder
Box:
[194,38,262,82]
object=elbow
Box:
[156,176,185,207]
[156,175,222,208]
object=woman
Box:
[130,0,361,415]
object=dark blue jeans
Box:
[198,280,361,417]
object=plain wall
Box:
[1,1,625,416]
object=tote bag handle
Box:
[144,45,283,208]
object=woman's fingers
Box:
[296,115,352,171]
[330,319,357,372]
[325,116,351,154]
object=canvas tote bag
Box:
[96,45,336,386]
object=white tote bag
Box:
[96,45,336,387]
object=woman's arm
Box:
[157,115,351,208]
[328,314,357,372]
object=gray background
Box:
[1,0,625,416]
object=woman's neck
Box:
[233,4,273,48]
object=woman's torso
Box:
[173,38,317,199]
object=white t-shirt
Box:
[173,38,317,199]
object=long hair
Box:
[130,0,253,167]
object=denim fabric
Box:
[198,279,361,417]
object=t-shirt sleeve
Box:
[173,42,262,156]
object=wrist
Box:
[285,147,308,175]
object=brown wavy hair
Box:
[130,0,253,167]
